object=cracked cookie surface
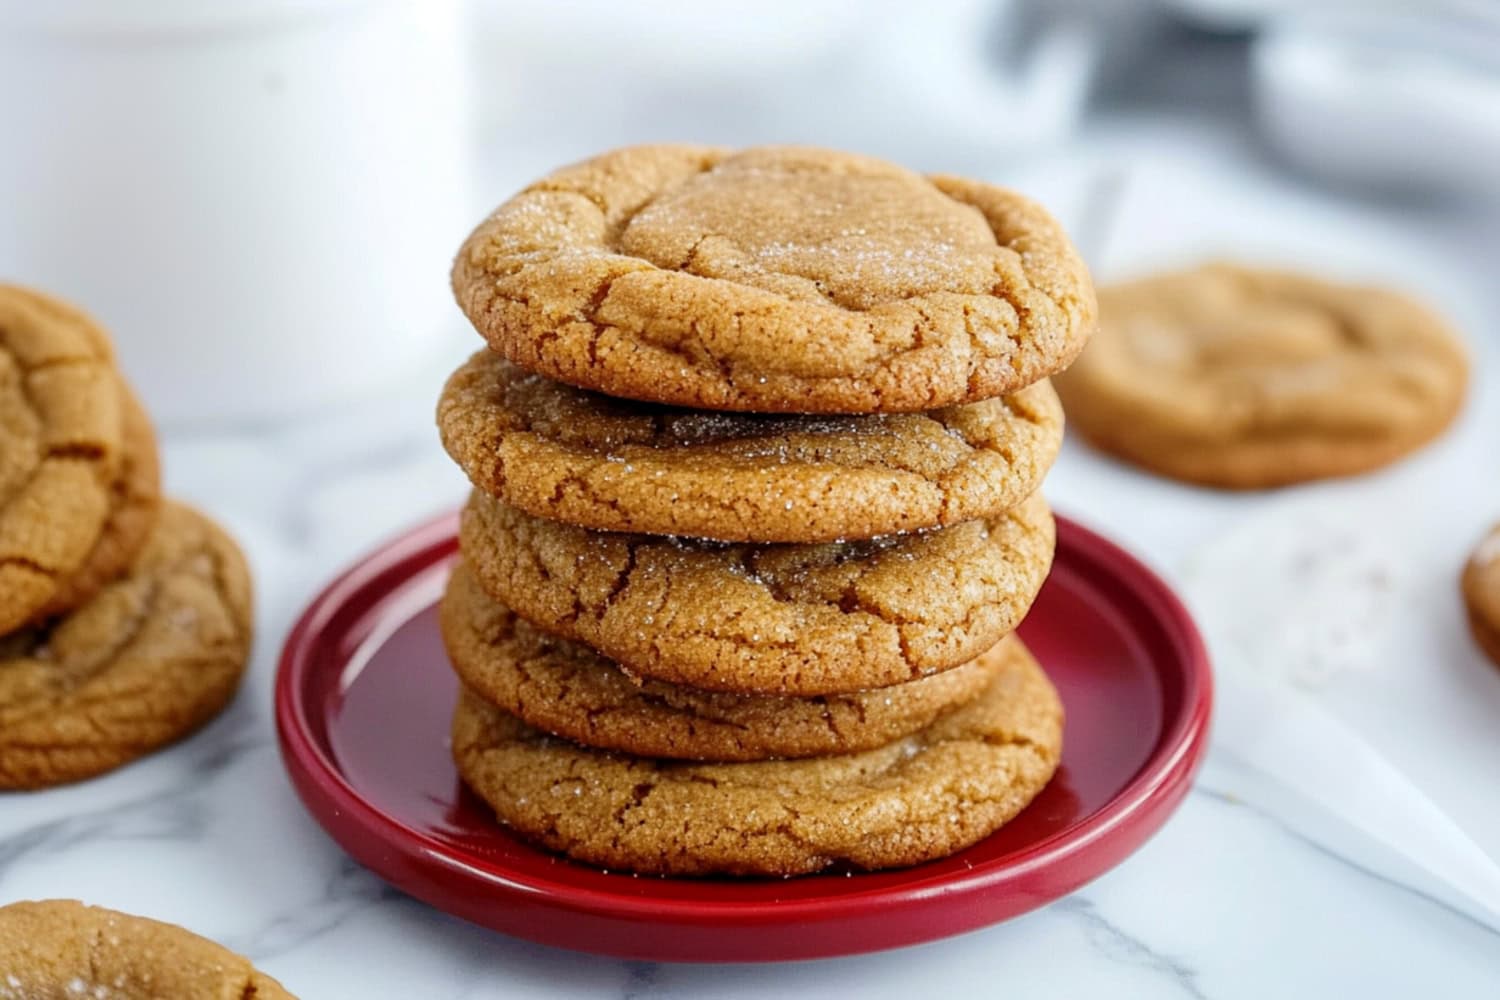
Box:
[440,350,1063,542]
[452,145,1095,413]
[461,490,1055,695]
[452,634,1062,876]
[442,562,1006,760]
[0,899,294,999]
[37,383,161,620]
[1463,524,1500,668]
[0,502,254,789]
[0,284,125,633]
[1055,264,1468,488]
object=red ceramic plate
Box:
[276,510,1211,963]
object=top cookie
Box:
[439,350,1063,542]
[0,284,125,634]
[1463,524,1500,668]
[0,899,295,998]
[452,145,1095,413]
[1054,264,1469,488]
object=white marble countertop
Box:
[4,119,1500,996]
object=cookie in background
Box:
[0,284,255,790]
[1,284,133,633]
[1463,523,1500,669]
[1054,263,1469,488]
[1,503,254,789]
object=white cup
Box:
[0,0,473,424]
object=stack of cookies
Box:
[0,285,254,790]
[437,146,1096,876]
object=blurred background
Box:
[3,0,1498,423]
[467,0,1500,187]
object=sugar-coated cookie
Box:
[442,561,1008,760]
[452,145,1095,413]
[452,635,1062,876]
[439,350,1063,542]
[460,490,1055,695]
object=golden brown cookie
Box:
[1463,524,1500,668]
[452,145,1096,413]
[1054,264,1469,488]
[36,383,161,620]
[0,284,125,634]
[0,899,294,998]
[0,502,254,789]
[452,635,1062,876]
[441,561,1008,760]
[439,350,1063,542]
[461,490,1055,696]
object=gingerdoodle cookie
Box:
[461,490,1054,696]
[0,502,254,789]
[1054,264,1469,489]
[0,284,126,634]
[452,145,1096,413]
[0,899,294,998]
[442,562,1008,760]
[1463,524,1500,668]
[37,384,162,620]
[452,635,1062,876]
[439,350,1063,542]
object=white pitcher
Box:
[0,0,473,424]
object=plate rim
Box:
[276,507,1212,925]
